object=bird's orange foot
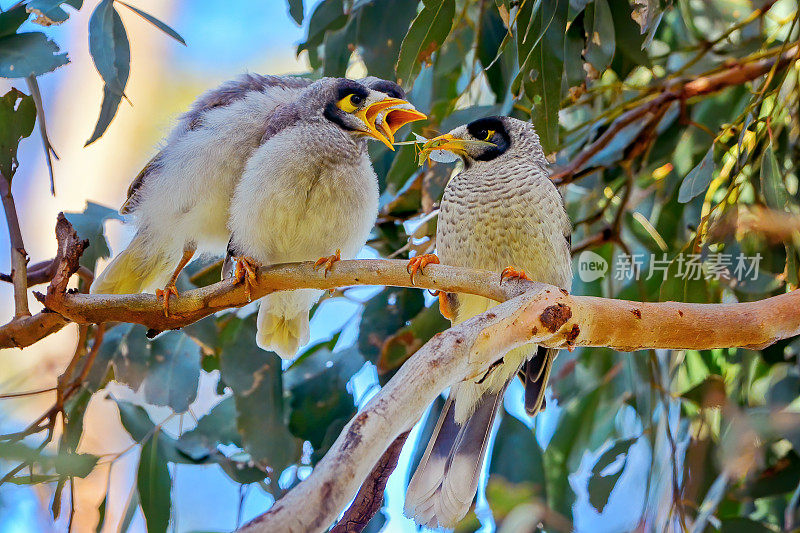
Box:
[234,256,259,302]
[314,249,341,277]
[407,253,439,285]
[156,284,179,317]
[500,266,530,284]
[438,291,454,320]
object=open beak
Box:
[379,106,428,144]
[417,133,495,165]
[355,97,408,150]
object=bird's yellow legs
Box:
[156,248,196,317]
[500,266,530,283]
[314,249,341,277]
[233,256,259,302]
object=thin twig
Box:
[0,177,30,316]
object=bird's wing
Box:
[120,154,160,214]
[181,73,313,131]
[120,74,314,216]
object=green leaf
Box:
[219,315,302,475]
[0,441,98,478]
[285,347,363,461]
[137,432,171,533]
[0,88,35,180]
[88,0,129,94]
[85,84,123,145]
[144,332,201,413]
[543,387,602,516]
[395,0,456,88]
[0,31,68,78]
[563,10,586,90]
[518,0,568,152]
[323,16,355,77]
[25,0,82,24]
[299,0,345,52]
[607,0,649,67]
[376,304,449,375]
[63,201,122,272]
[0,4,29,38]
[678,146,715,203]
[355,0,418,80]
[60,387,92,453]
[358,287,425,365]
[477,4,512,100]
[87,0,130,144]
[116,1,185,45]
[177,397,240,461]
[490,413,546,489]
[584,0,615,72]
[760,145,789,210]
[587,438,635,512]
[286,0,304,25]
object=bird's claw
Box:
[500,266,529,284]
[234,256,259,302]
[156,284,179,317]
[407,253,440,285]
[438,291,454,320]
[314,249,341,277]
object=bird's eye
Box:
[336,93,363,113]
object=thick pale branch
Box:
[241,286,800,532]
[40,260,520,331]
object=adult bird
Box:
[404,116,572,529]
[91,74,423,318]
[224,78,426,358]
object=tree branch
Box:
[0,177,30,316]
[330,430,410,533]
[239,284,800,532]
[551,43,799,185]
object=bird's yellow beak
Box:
[417,134,494,165]
[379,107,428,145]
[355,97,408,150]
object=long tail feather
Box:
[405,385,507,529]
[523,346,556,416]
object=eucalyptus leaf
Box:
[395,0,456,88]
[0,32,68,78]
[678,146,715,203]
[0,88,35,180]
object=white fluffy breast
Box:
[228,123,379,264]
[129,88,299,256]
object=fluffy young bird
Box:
[225,78,425,358]
[91,74,421,319]
[404,116,573,529]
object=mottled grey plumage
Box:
[405,117,572,529]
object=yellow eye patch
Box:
[336,93,362,113]
[484,129,495,141]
